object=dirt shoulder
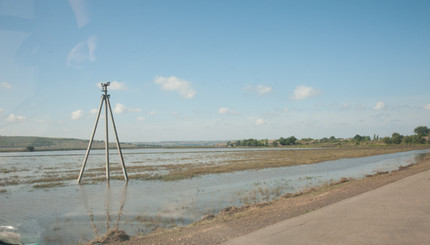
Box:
[103,153,430,245]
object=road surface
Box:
[222,169,430,245]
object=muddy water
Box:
[0,148,429,244]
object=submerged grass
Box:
[33,182,66,189]
[142,145,430,181]
[1,145,429,189]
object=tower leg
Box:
[105,95,110,180]
[106,96,129,181]
[78,96,105,183]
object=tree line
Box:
[226,126,430,147]
[226,136,298,147]
[381,126,429,145]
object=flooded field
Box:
[1,148,429,244]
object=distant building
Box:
[215,142,228,147]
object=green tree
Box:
[288,136,298,145]
[401,135,424,144]
[278,136,297,146]
[354,135,370,143]
[391,132,403,144]
[320,137,329,143]
[382,137,392,144]
[411,135,425,144]
[233,138,269,147]
[353,135,363,142]
[329,136,337,142]
[402,136,412,144]
[414,126,429,136]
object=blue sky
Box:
[1,0,430,142]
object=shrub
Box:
[25,146,35,152]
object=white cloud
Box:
[69,0,90,28]
[137,117,146,121]
[110,81,127,90]
[96,81,127,91]
[218,107,237,115]
[88,35,97,62]
[67,35,97,67]
[5,113,26,122]
[67,42,86,66]
[374,101,385,110]
[113,103,141,114]
[256,118,265,126]
[154,76,196,99]
[244,84,273,96]
[113,104,126,114]
[284,107,289,112]
[218,107,230,114]
[424,104,430,110]
[90,108,98,115]
[1,82,12,89]
[292,85,321,100]
[71,109,84,119]
[256,85,273,96]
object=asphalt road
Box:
[222,169,430,245]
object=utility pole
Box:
[77,82,128,183]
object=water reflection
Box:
[78,181,128,243]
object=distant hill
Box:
[0,136,226,152]
[0,136,131,152]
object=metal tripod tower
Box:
[78,82,128,183]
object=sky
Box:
[0,0,430,142]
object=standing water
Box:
[0,148,429,244]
